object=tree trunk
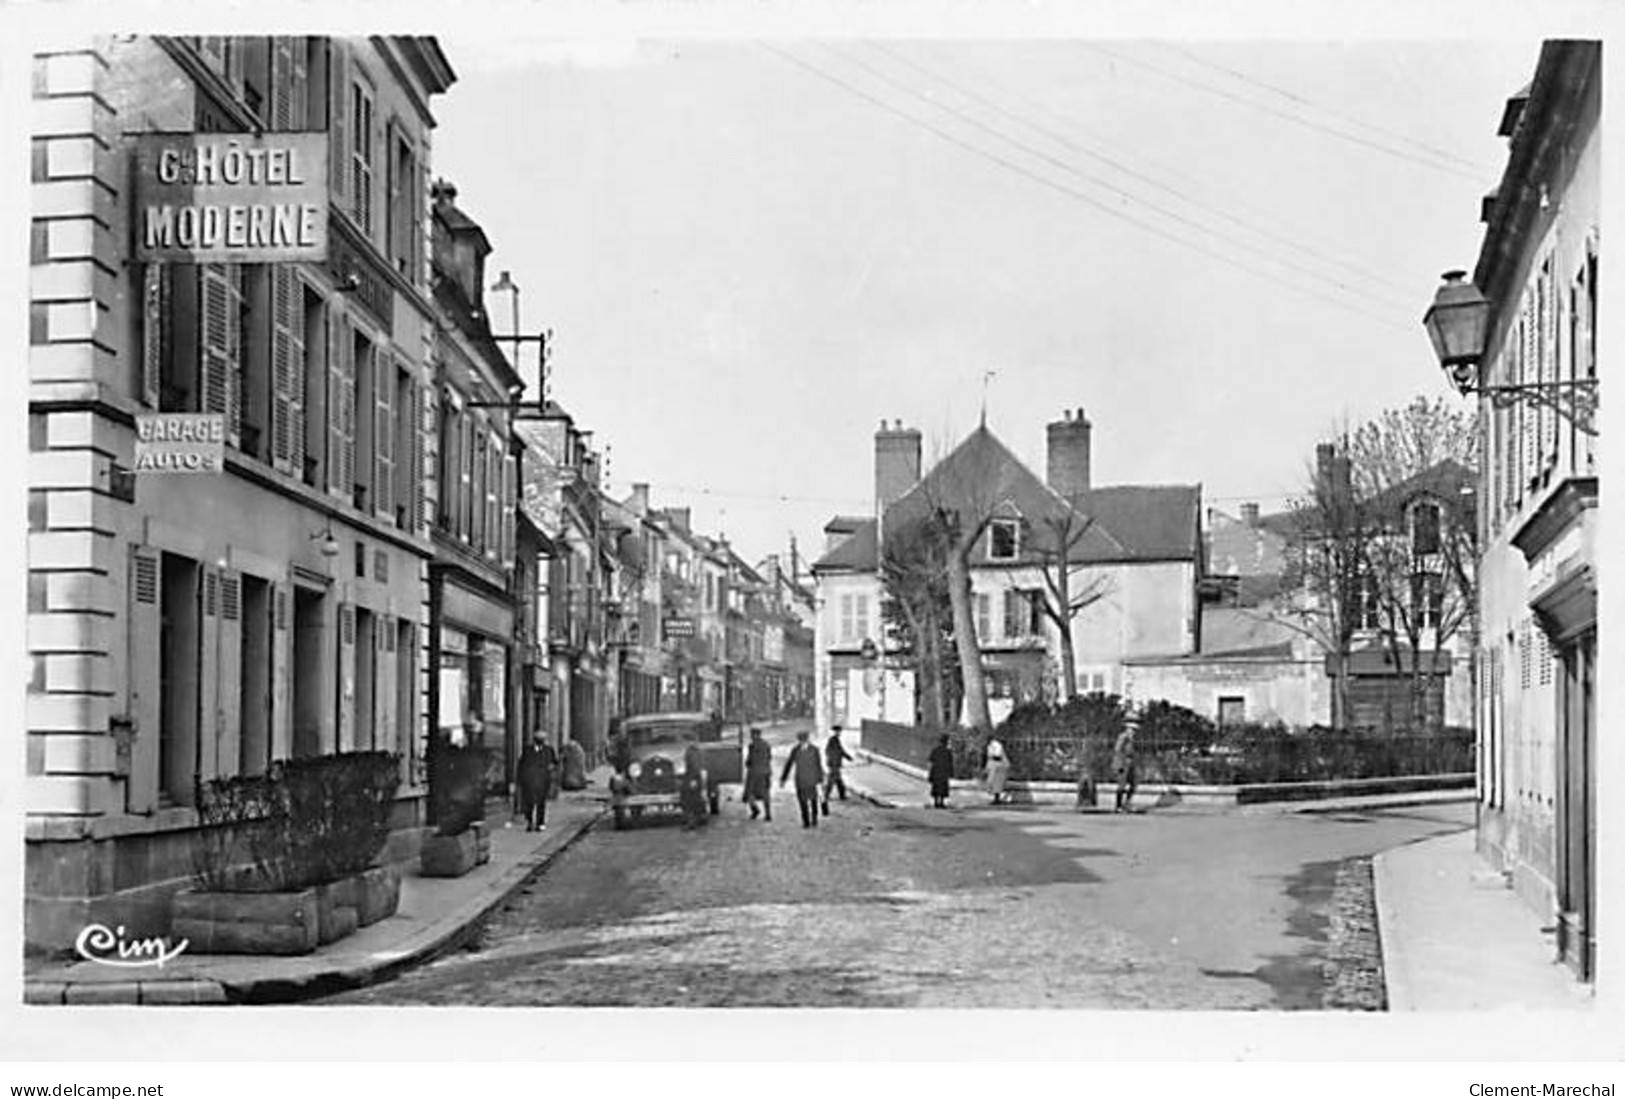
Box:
[1055,563,1078,703]
[1329,649,1350,730]
[946,554,991,733]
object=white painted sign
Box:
[133,412,225,473]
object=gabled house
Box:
[813,412,1203,731]
[1130,450,1477,729]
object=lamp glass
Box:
[1423,274,1490,369]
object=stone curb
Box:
[21,803,606,1007]
[1371,844,1412,1012]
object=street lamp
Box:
[1423,269,1599,435]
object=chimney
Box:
[664,507,691,535]
[875,419,922,513]
[1046,407,1092,498]
[629,482,650,516]
[1240,502,1260,526]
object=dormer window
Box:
[989,519,1020,560]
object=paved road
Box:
[327,721,1471,1009]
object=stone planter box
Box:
[473,821,492,866]
[354,864,402,927]
[171,887,321,956]
[315,876,360,945]
[420,829,480,878]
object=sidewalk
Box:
[1374,829,1593,1011]
[24,778,610,1006]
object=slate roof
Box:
[813,425,1200,572]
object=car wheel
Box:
[612,806,626,830]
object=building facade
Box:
[425,181,523,806]
[1460,40,1599,980]
[25,35,454,950]
[813,414,1202,733]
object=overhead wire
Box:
[865,41,1407,303]
[1157,42,1493,174]
[904,42,1406,289]
[1080,42,1488,183]
[770,43,1413,329]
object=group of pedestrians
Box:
[748,724,854,828]
[924,716,1140,813]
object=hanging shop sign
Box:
[133,413,225,473]
[662,617,696,641]
[133,134,329,263]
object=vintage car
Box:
[607,712,744,829]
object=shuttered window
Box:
[502,451,517,567]
[270,36,309,132]
[326,310,355,498]
[373,349,394,519]
[328,42,348,209]
[485,431,501,560]
[199,263,243,447]
[412,381,427,533]
[270,267,306,474]
[351,76,375,235]
[141,263,171,409]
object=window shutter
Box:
[288,279,306,479]
[486,431,500,559]
[200,264,231,421]
[141,264,167,408]
[328,42,348,209]
[502,451,517,568]
[373,350,393,518]
[341,327,356,498]
[1521,304,1537,489]
[270,267,297,472]
[327,309,345,496]
[1543,262,1558,470]
[412,381,427,534]
[271,37,293,130]
[127,547,162,814]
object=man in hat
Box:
[1112,717,1140,814]
[744,727,773,821]
[779,729,826,828]
[822,724,853,815]
[516,733,556,831]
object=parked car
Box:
[607,712,744,829]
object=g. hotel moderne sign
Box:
[134,133,328,263]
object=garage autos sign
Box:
[134,134,328,263]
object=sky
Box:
[428,35,1542,569]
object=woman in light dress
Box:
[983,734,1010,805]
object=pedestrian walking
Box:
[1112,718,1139,813]
[516,734,556,831]
[983,733,1010,805]
[927,734,954,809]
[779,729,826,828]
[680,741,708,831]
[744,727,773,821]
[608,728,633,776]
[821,725,853,815]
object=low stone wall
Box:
[855,748,1472,808]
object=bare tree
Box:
[1031,511,1113,703]
[1347,398,1478,732]
[1258,442,1368,730]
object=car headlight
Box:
[628,761,642,780]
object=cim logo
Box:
[74,924,189,969]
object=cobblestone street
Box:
[327,780,1472,1009]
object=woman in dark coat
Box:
[679,741,708,831]
[927,734,954,809]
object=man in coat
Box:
[744,727,773,821]
[822,725,853,815]
[516,734,556,831]
[779,729,826,828]
[1112,717,1140,813]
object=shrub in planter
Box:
[185,752,402,954]
[431,744,488,837]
